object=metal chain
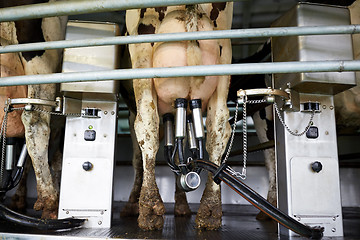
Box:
[223,95,267,180]
[239,96,248,180]
[0,102,10,187]
[274,102,315,136]
[33,107,81,117]
[222,100,239,165]
[247,99,267,104]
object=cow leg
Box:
[195,75,231,230]
[133,78,165,230]
[50,149,62,192]
[256,147,276,221]
[121,111,143,217]
[21,84,58,219]
[252,106,277,221]
[174,180,191,216]
[49,116,65,192]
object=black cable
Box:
[177,139,187,175]
[10,167,24,190]
[164,146,179,173]
[195,159,324,239]
[170,139,179,172]
[0,203,84,230]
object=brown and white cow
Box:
[125,3,233,230]
[335,0,360,130]
[0,0,66,219]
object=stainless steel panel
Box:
[61,21,120,94]
[62,96,82,115]
[275,94,343,237]
[272,3,356,95]
[58,100,117,228]
[291,157,342,236]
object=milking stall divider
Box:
[0,0,359,239]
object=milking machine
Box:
[163,98,205,192]
[164,4,355,238]
[57,21,120,228]
[271,3,354,237]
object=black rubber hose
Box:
[177,139,188,175]
[10,167,24,190]
[171,139,179,171]
[195,159,324,239]
[0,203,85,230]
[164,146,179,173]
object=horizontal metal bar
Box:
[1,25,359,54]
[0,60,358,87]
[7,98,57,107]
[0,0,240,22]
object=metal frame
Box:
[1,25,359,54]
[0,0,240,21]
[0,60,359,86]
[0,1,359,87]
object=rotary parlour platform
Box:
[0,202,359,240]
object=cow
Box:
[125,3,233,230]
[335,0,360,131]
[0,0,67,219]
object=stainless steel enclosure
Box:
[272,3,356,237]
[58,21,119,228]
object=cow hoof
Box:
[41,208,58,219]
[138,200,165,230]
[10,194,26,213]
[34,196,58,219]
[33,198,45,211]
[174,202,192,217]
[138,211,164,230]
[120,202,139,217]
[195,203,222,230]
[138,187,165,230]
[256,210,272,221]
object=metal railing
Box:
[0,60,358,87]
[0,0,359,87]
[1,25,359,54]
[0,0,240,21]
